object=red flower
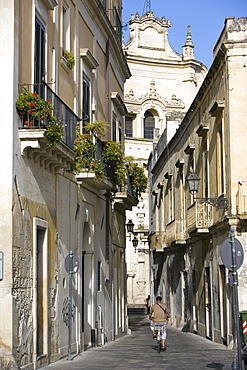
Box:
[29,103,35,107]
[46,100,51,102]
[32,93,37,97]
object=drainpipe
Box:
[33,224,37,370]
[210,260,214,341]
[112,274,115,341]
[105,39,110,140]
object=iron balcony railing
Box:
[116,174,136,199]
[97,2,122,44]
[87,138,135,197]
[18,83,80,150]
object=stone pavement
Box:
[43,315,239,370]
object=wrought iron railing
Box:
[17,83,80,149]
[116,175,136,199]
[97,2,122,44]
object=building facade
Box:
[123,11,207,308]
[0,1,136,369]
[148,17,247,347]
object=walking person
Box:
[145,294,151,314]
[149,296,169,351]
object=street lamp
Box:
[126,219,134,233]
[132,236,138,252]
[186,172,228,209]
[126,219,134,240]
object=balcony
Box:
[236,180,247,217]
[19,129,75,172]
[136,224,149,231]
[17,83,80,150]
[166,219,186,246]
[98,2,122,44]
[76,171,112,190]
[114,176,138,212]
[149,231,165,251]
[187,202,213,234]
[76,138,114,191]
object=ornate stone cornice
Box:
[125,81,185,111]
[129,12,172,31]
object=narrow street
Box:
[43,315,237,369]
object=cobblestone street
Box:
[43,315,237,369]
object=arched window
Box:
[144,111,155,139]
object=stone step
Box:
[127,305,147,315]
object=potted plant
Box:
[45,117,64,148]
[125,156,147,198]
[16,86,63,148]
[63,50,75,69]
[102,141,126,191]
[16,86,55,127]
[74,123,105,178]
[83,120,108,139]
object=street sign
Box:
[220,237,244,270]
[65,252,79,275]
[64,251,79,361]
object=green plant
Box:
[125,156,147,198]
[16,86,63,148]
[16,86,55,125]
[63,50,75,69]
[73,125,146,200]
[45,119,64,148]
[102,141,126,191]
[91,160,106,179]
[74,123,106,179]
[83,121,108,139]
[74,125,95,170]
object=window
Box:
[34,17,45,89]
[125,116,133,137]
[168,176,174,222]
[217,124,224,195]
[97,261,101,291]
[112,112,117,141]
[203,144,208,198]
[144,111,155,139]
[62,1,70,51]
[119,122,122,143]
[82,74,90,130]
[114,7,122,42]
[33,218,48,357]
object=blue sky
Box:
[122,0,247,68]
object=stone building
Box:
[148,17,247,347]
[123,11,207,308]
[0,1,136,369]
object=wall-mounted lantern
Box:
[186,172,228,209]
[126,219,134,240]
[132,236,138,252]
